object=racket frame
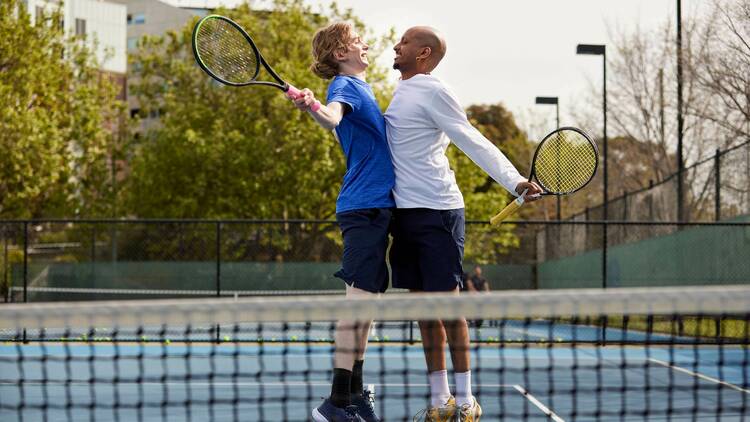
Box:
[192,14,291,91]
[527,126,599,197]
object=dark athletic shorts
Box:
[390,208,465,292]
[333,207,393,293]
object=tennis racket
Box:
[490,127,599,225]
[192,14,320,111]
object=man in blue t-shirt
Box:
[291,22,394,422]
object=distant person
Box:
[291,21,394,422]
[466,265,490,328]
[467,266,489,293]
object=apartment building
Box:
[24,0,128,99]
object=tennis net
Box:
[1,286,749,421]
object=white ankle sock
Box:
[455,371,473,407]
[428,370,451,407]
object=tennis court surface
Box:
[2,286,749,421]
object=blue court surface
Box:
[1,339,749,421]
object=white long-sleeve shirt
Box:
[384,74,526,209]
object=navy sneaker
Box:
[351,389,380,422]
[312,398,360,422]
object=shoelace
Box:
[456,401,475,422]
[412,405,452,422]
[412,407,430,422]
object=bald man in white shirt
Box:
[384,26,541,422]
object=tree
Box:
[124,0,394,221]
[0,0,125,218]
[568,0,750,221]
[689,0,750,140]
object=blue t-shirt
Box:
[327,76,395,213]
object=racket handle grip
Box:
[287,85,321,112]
[490,194,526,226]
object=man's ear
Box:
[417,46,432,62]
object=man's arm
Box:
[427,86,541,198]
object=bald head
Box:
[409,26,447,69]
[393,26,448,78]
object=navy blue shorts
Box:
[390,208,465,292]
[334,208,393,293]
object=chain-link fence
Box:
[567,139,749,223]
[3,218,749,304]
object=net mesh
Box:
[194,17,258,84]
[2,286,749,421]
[535,129,598,194]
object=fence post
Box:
[602,221,607,289]
[215,221,222,343]
[2,226,7,303]
[216,221,222,298]
[715,148,721,221]
[648,180,654,220]
[91,225,96,263]
[601,219,608,344]
[23,222,28,304]
[23,221,28,343]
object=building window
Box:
[75,18,86,36]
[132,13,145,24]
[127,37,138,50]
[35,5,44,24]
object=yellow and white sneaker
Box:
[456,397,482,422]
[413,396,457,422]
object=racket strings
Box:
[195,18,258,84]
[534,130,597,193]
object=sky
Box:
[172,0,709,137]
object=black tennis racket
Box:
[490,127,599,224]
[192,14,320,111]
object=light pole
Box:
[677,0,684,222]
[576,43,607,287]
[535,96,561,220]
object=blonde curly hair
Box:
[310,22,354,80]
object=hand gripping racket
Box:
[192,14,320,111]
[490,127,599,225]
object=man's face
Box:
[392,29,421,72]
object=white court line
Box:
[648,358,750,394]
[513,385,565,422]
